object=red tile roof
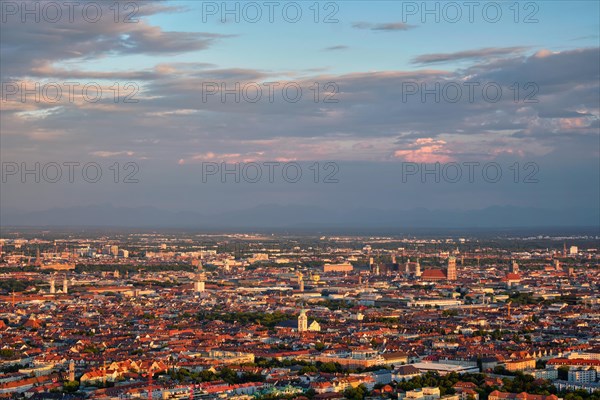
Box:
[421,269,446,279]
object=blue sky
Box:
[108,1,600,73]
[66,1,600,75]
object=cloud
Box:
[393,138,455,163]
[0,2,234,80]
[352,22,415,31]
[538,110,592,118]
[146,109,200,117]
[412,47,530,64]
[90,151,135,158]
[2,40,598,170]
[570,34,600,41]
[323,45,349,51]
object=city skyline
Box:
[1,3,599,398]
[0,229,598,398]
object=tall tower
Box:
[50,278,56,294]
[194,262,205,293]
[298,309,308,332]
[447,256,457,281]
[296,271,304,292]
[194,273,206,293]
[63,276,68,294]
[68,360,75,382]
[511,260,519,274]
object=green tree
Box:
[558,366,570,380]
[63,381,80,393]
[344,384,368,400]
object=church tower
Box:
[447,256,457,280]
[194,262,206,293]
[68,360,75,382]
[298,309,308,333]
[511,260,519,274]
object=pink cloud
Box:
[393,138,455,163]
[559,117,590,129]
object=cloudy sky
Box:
[1,0,599,224]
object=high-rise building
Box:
[194,272,206,293]
[511,260,519,274]
[447,256,457,280]
[569,246,578,255]
[298,309,308,332]
[50,278,56,294]
[35,247,41,266]
[63,277,68,294]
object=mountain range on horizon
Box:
[1,204,598,230]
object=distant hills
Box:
[1,204,598,230]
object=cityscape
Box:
[0,230,598,399]
[1,0,599,399]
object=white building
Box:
[569,367,597,384]
[568,352,600,361]
[401,387,441,400]
[410,362,480,375]
[569,246,578,255]
[298,309,308,332]
[525,369,558,380]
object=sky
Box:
[0,0,599,226]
